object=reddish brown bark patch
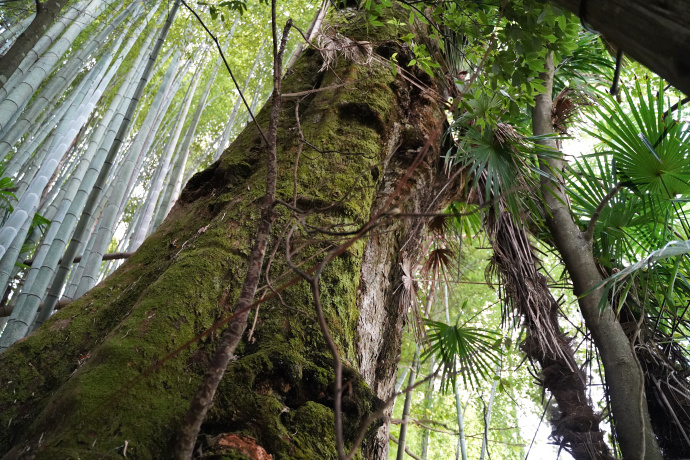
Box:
[210,433,273,459]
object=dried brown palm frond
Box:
[315,25,373,72]
[420,247,454,280]
[552,88,593,134]
[637,339,690,457]
[427,214,450,237]
[494,122,521,146]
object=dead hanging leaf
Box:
[211,434,273,460]
[316,25,373,72]
[427,214,450,237]
[552,88,592,134]
[420,247,454,280]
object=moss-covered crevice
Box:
[0,5,456,460]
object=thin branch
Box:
[173,7,291,457]
[22,251,133,267]
[179,0,268,146]
[584,181,623,242]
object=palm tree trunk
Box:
[479,366,500,460]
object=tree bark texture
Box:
[0,10,460,459]
[534,52,662,460]
[0,0,66,85]
[549,0,690,96]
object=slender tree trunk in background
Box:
[454,387,467,460]
[534,51,662,460]
[0,46,121,347]
[0,0,68,85]
[132,19,237,248]
[0,8,462,459]
[443,284,467,460]
[479,366,500,460]
[419,357,436,460]
[397,349,420,460]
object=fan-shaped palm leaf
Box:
[585,78,690,197]
[422,315,501,392]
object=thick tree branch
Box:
[534,51,662,460]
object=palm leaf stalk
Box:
[479,365,500,460]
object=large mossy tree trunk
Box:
[0,9,459,460]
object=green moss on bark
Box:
[0,5,433,459]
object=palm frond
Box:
[422,315,501,392]
[585,78,690,197]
